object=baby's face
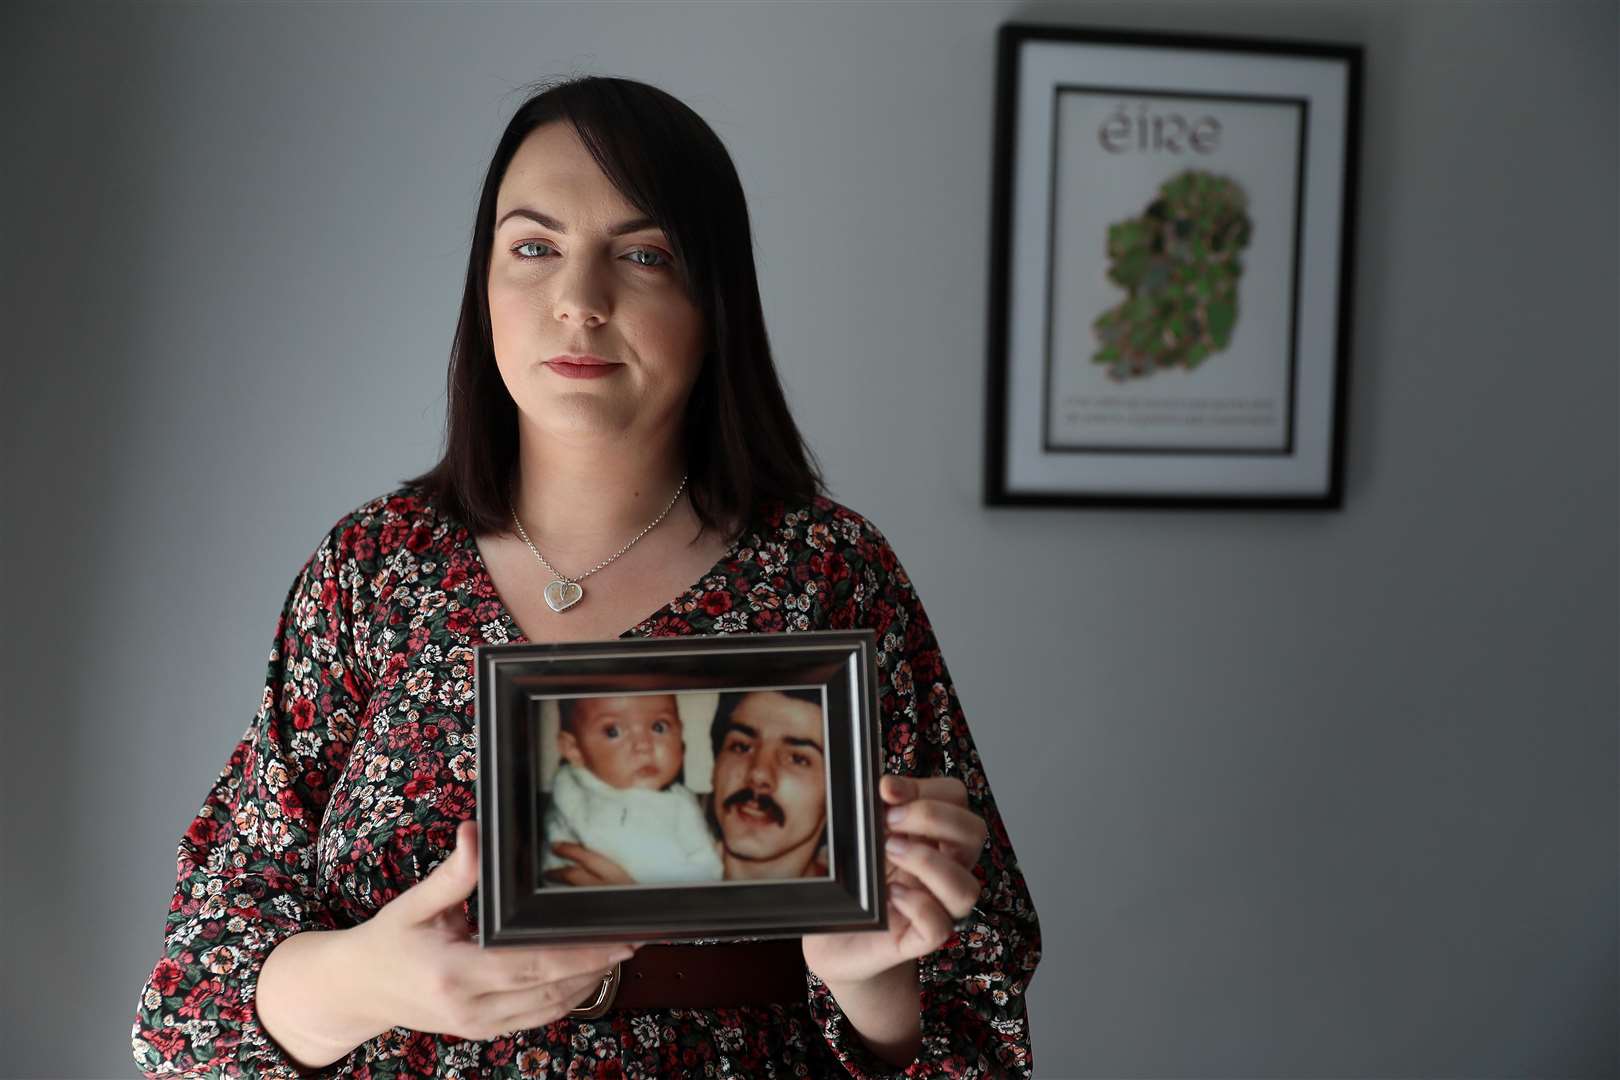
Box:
[561,694,684,790]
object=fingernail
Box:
[886,836,910,857]
[885,806,906,828]
[890,882,911,898]
[611,948,634,962]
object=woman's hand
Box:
[801,775,988,989]
[543,842,635,887]
[345,820,638,1043]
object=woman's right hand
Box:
[346,819,637,1042]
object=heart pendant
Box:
[543,579,583,613]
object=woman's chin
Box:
[524,397,636,441]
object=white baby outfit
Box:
[540,761,725,884]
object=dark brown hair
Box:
[708,688,824,760]
[403,75,823,539]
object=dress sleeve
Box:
[131,520,371,1078]
[806,517,1043,1079]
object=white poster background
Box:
[1003,40,1349,496]
[1048,90,1302,451]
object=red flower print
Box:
[289,698,316,731]
[406,525,434,553]
[404,772,437,800]
[379,522,407,552]
[435,785,474,818]
[177,978,221,1019]
[426,821,456,852]
[830,598,858,628]
[404,1030,438,1072]
[151,957,183,996]
[184,817,220,848]
[217,1001,253,1025]
[447,608,476,634]
[701,591,732,616]
[144,1026,187,1061]
[645,614,692,636]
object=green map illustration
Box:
[1091,169,1253,382]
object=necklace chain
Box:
[508,473,688,585]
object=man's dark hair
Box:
[402,74,823,540]
[708,688,824,759]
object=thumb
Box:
[392,818,480,922]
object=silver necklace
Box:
[508,473,689,613]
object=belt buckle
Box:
[568,961,621,1019]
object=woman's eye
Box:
[511,241,669,270]
[624,248,670,269]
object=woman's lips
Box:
[544,359,622,379]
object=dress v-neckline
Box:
[452,519,751,645]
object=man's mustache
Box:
[721,788,786,826]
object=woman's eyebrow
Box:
[496,207,661,236]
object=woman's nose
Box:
[552,259,610,326]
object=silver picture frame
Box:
[474,629,886,947]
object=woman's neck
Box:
[507,428,695,559]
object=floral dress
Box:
[131,484,1042,1078]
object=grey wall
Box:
[4,1,1615,1077]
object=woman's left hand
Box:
[801,775,988,988]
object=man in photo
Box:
[706,689,829,880]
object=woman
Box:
[132,75,1040,1078]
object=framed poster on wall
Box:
[983,23,1362,507]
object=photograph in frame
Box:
[984,23,1362,507]
[532,687,834,890]
[474,630,885,947]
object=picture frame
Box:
[983,23,1363,508]
[474,630,886,947]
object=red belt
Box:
[571,939,807,1016]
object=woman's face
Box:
[487,122,706,447]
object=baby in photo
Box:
[540,693,724,885]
